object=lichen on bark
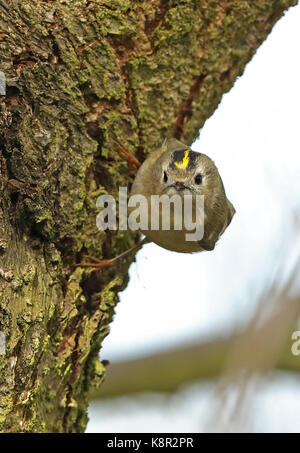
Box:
[0,0,297,433]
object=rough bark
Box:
[0,0,297,433]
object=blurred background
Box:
[87,3,300,433]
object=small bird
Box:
[78,138,235,269]
[130,138,235,253]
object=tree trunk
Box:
[0,0,297,433]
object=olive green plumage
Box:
[131,138,235,253]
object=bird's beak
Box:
[173,181,189,191]
[162,182,191,193]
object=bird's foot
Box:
[75,255,117,269]
[75,239,148,270]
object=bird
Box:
[77,138,235,269]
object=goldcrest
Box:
[130,138,235,253]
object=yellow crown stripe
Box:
[174,149,190,170]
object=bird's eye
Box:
[163,171,168,183]
[194,174,202,184]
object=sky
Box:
[88,3,300,432]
